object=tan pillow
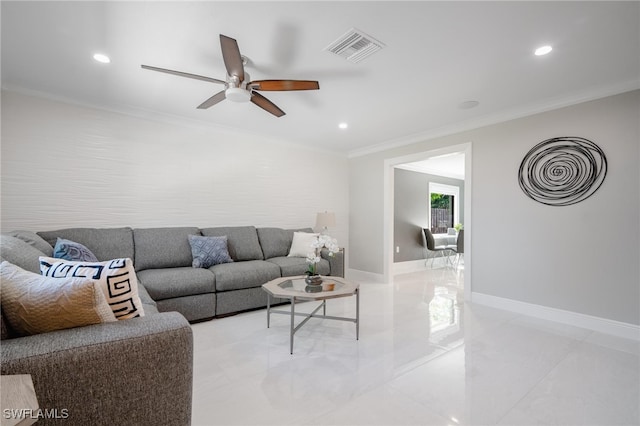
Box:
[0,261,116,336]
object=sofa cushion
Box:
[136,285,159,315]
[0,235,47,274]
[188,235,233,268]
[201,226,263,261]
[137,282,157,308]
[37,227,134,262]
[133,227,200,271]
[137,267,215,301]
[0,261,116,336]
[142,303,159,315]
[257,227,313,259]
[39,257,144,320]
[156,293,216,322]
[266,256,330,277]
[53,238,99,262]
[2,230,53,256]
[210,260,280,292]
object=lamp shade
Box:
[316,212,336,229]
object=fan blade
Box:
[141,65,226,85]
[250,80,320,91]
[219,35,245,82]
[197,90,226,109]
[250,92,285,117]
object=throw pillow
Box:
[0,234,47,274]
[188,235,233,268]
[53,238,98,262]
[3,230,54,256]
[0,261,116,337]
[287,232,319,258]
[39,257,144,320]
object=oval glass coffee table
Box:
[262,276,359,354]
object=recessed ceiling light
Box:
[93,53,111,64]
[458,100,479,110]
[338,122,348,129]
[534,45,552,56]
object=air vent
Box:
[324,28,385,63]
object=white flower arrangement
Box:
[306,235,339,276]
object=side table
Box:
[1,375,39,426]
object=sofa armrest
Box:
[1,312,192,426]
[321,248,344,277]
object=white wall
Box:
[1,91,349,249]
[350,90,639,326]
[393,168,465,263]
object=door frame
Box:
[383,142,472,300]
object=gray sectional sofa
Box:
[0,224,343,425]
[0,232,193,426]
[34,225,344,321]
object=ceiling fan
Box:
[141,34,320,117]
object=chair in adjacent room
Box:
[422,228,455,268]
[451,229,464,269]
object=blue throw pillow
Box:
[53,238,98,262]
[188,235,233,268]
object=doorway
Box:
[383,142,472,300]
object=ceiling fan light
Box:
[225,87,251,102]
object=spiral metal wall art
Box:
[518,136,607,206]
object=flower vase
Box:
[305,274,323,285]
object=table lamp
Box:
[316,211,336,235]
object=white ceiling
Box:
[397,153,465,180]
[2,1,639,156]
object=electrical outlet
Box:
[396,246,400,253]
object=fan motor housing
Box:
[226,87,251,102]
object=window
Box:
[429,183,459,234]
[430,193,454,233]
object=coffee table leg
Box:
[356,288,360,340]
[290,297,296,354]
[267,294,271,328]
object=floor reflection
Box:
[429,286,461,338]
[191,267,639,426]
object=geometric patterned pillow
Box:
[188,235,233,268]
[39,257,144,320]
[53,238,98,262]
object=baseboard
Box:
[393,259,427,274]
[393,258,455,274]
[472,292,640,341]
[346,268,386,283]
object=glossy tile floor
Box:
[191,268,640,425]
